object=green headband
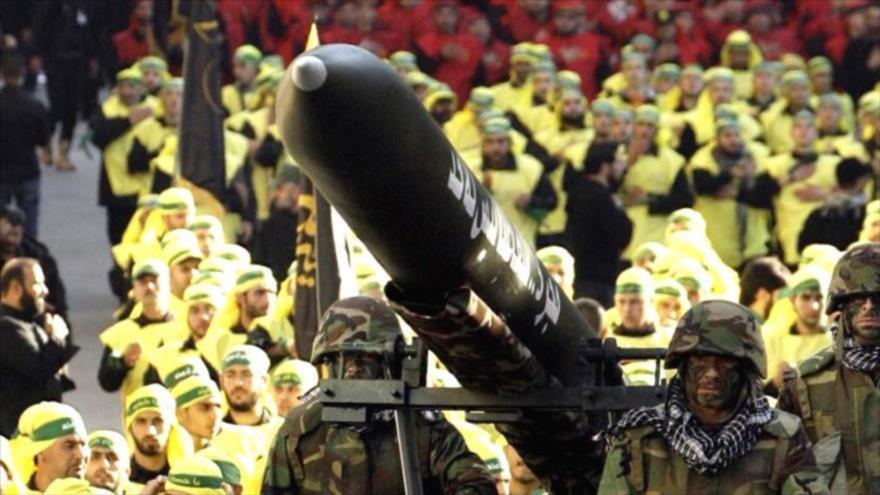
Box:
[175,386,215,408]
[31,417,78,442]
[167,473,224,489]
[272,373,303,387]
[785,279,821,297]
[88,436,115,449]
[616,283,646,295]
[164,365,199,389]
[126,396,159,417]
[655,286,683,298]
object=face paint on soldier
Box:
[844,294,880,345]
[792,289,824,333]
[35,434,88,488]
[187,301,215,339]
[221,365,265,413]
[338,353,384,380]
[177,399,221,440]
[683,354,745,418]
[130,410,169,457]
[85,447,125,491]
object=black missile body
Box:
[275,44,596,386]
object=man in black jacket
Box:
[0,257,78,436]
[0,52,50,238]
[0,205,69,322]
[565,141,633,307]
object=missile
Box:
[275,44,596,386]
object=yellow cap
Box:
[233,264,277,294]
[11,402,87,482]
[172,375,221,410]
[480,116,512,137]
[234,44,262,64]
[188,214,224,237]
[271,359,319,389]
[162,357,212,389]
[615,267,654,297]
[124,384,176,428]
[132,258,169,280]
[667,208,707,234]
[221,344,270,376]
[670,259,712,294]
[468,86,495,110]
[184,283,225,309]
[87,430,129,460]
[785,264,830,297]
[198,447,242,487]
[162,239,204,268]
[725,29,752,46]
[633,105,660,125]
[158,187,195,213]
[116,67,143,84]
[165,456,226,495]
[138,55,168,73]
[214,244,251,267]
[160,228,198,250]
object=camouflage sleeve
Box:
[779,425,830,495]
[775,373,803,417]
[261,429,298,495]
[596,437,637,495]
[429,419,498,495]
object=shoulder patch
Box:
[762,409,802,439]
[796,346,836,377]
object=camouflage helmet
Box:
[666,300,766,378]
[826,243,880,314]
[310,296,402,365]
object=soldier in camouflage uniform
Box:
[778,243,880,494]
[260,296,497,495]
[599,300,828,494]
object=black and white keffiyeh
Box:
[611,376,773,475]
[842,335,880,373]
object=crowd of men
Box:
[1,0,880,494]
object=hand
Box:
[773,361,794,390]
[44,314,69,343]
[794,183,825,202]
[789,163,816,183]
[129,106,154,125]
[716,182,738,199]
[623,187,647,206]
[514,193,531,209]
[732,158,755,178]
[123,343,142,367]
[626,138,650,165]
[440,42,463,61]
[138,476,166,495]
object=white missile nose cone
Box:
[292,55,327,92]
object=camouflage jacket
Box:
[261,397,497,495]
[777,346,880,494]
[597,409,828,494]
